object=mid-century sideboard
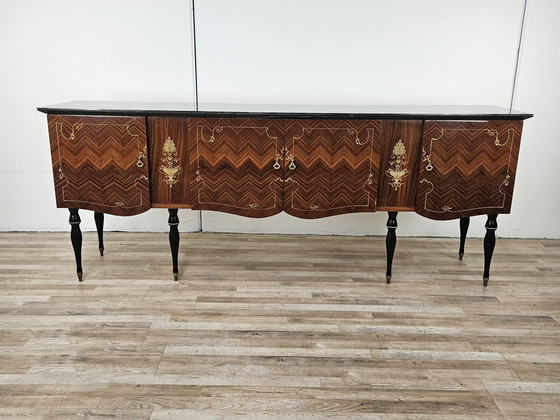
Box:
[38,102,533,285]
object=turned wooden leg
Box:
[69,209,83,282]
[94,212,104,256]
[459,217,470,261]
[483,214,498,287]
[385,212,398,284]
[168,209,180,281]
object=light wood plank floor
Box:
[0,232,559,419]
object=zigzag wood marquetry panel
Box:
[47,115,150,216]
[377,120,423,210]
[188,118,284,218]
[283,119,381,219]
[148,117,191,207]
[415,120,523,220]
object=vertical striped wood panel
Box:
[415,120,523,220]
[377,120,423,210]
[148,117,191,207]
[47,115,150,216]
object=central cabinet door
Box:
[283,119,381,219]
[188,118,284,217]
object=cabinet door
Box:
[47,115,150,216]
[148,117,191,207]
[189,118,283,217]
[283,119,381,219]
[415,120,523,220]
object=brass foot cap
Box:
[99,248,104,256]
[173,273,179,282]
[386,275,391,284]
[459,253,464,261]
[77,272,83,282]
[483,276,489,287]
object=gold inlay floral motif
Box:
[386,139,410,190]
[159,137,183,188]
[486,129,512,147]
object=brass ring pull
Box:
[288,159,296,170]
[426,162,433,172]
[137,157,144,168]
[273,158,281,170]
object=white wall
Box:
[508,0,560,238]
[0,0,557,238]
[0,0,200,232]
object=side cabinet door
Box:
[47,115,150,216]
[189,118,283,217]
[415,120,523,220]
[283,119,381,219]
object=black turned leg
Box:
[168,209,180,281]
[69,209,83,282]
[385,212,398,284]
[483,214,498,287]
[94,212,104,256]
[459,217,470,261]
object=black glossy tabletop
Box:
[38,101,533,120]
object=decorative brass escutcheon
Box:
[159,137,183,188]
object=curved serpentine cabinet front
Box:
[39,102,533,285]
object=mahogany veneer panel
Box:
[377,120,423,210]
[148,117,191,207]
[188,118,284,217]
[283,119,381,219]
[41,104,531,222]
[47,115,150,216]
[415,120,523,220]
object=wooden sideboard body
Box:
[39,102,533,284]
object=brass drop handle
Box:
[137,148,147,168]
[288,158,296,170]
[425,162,433,172]
[273,148,296,170]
